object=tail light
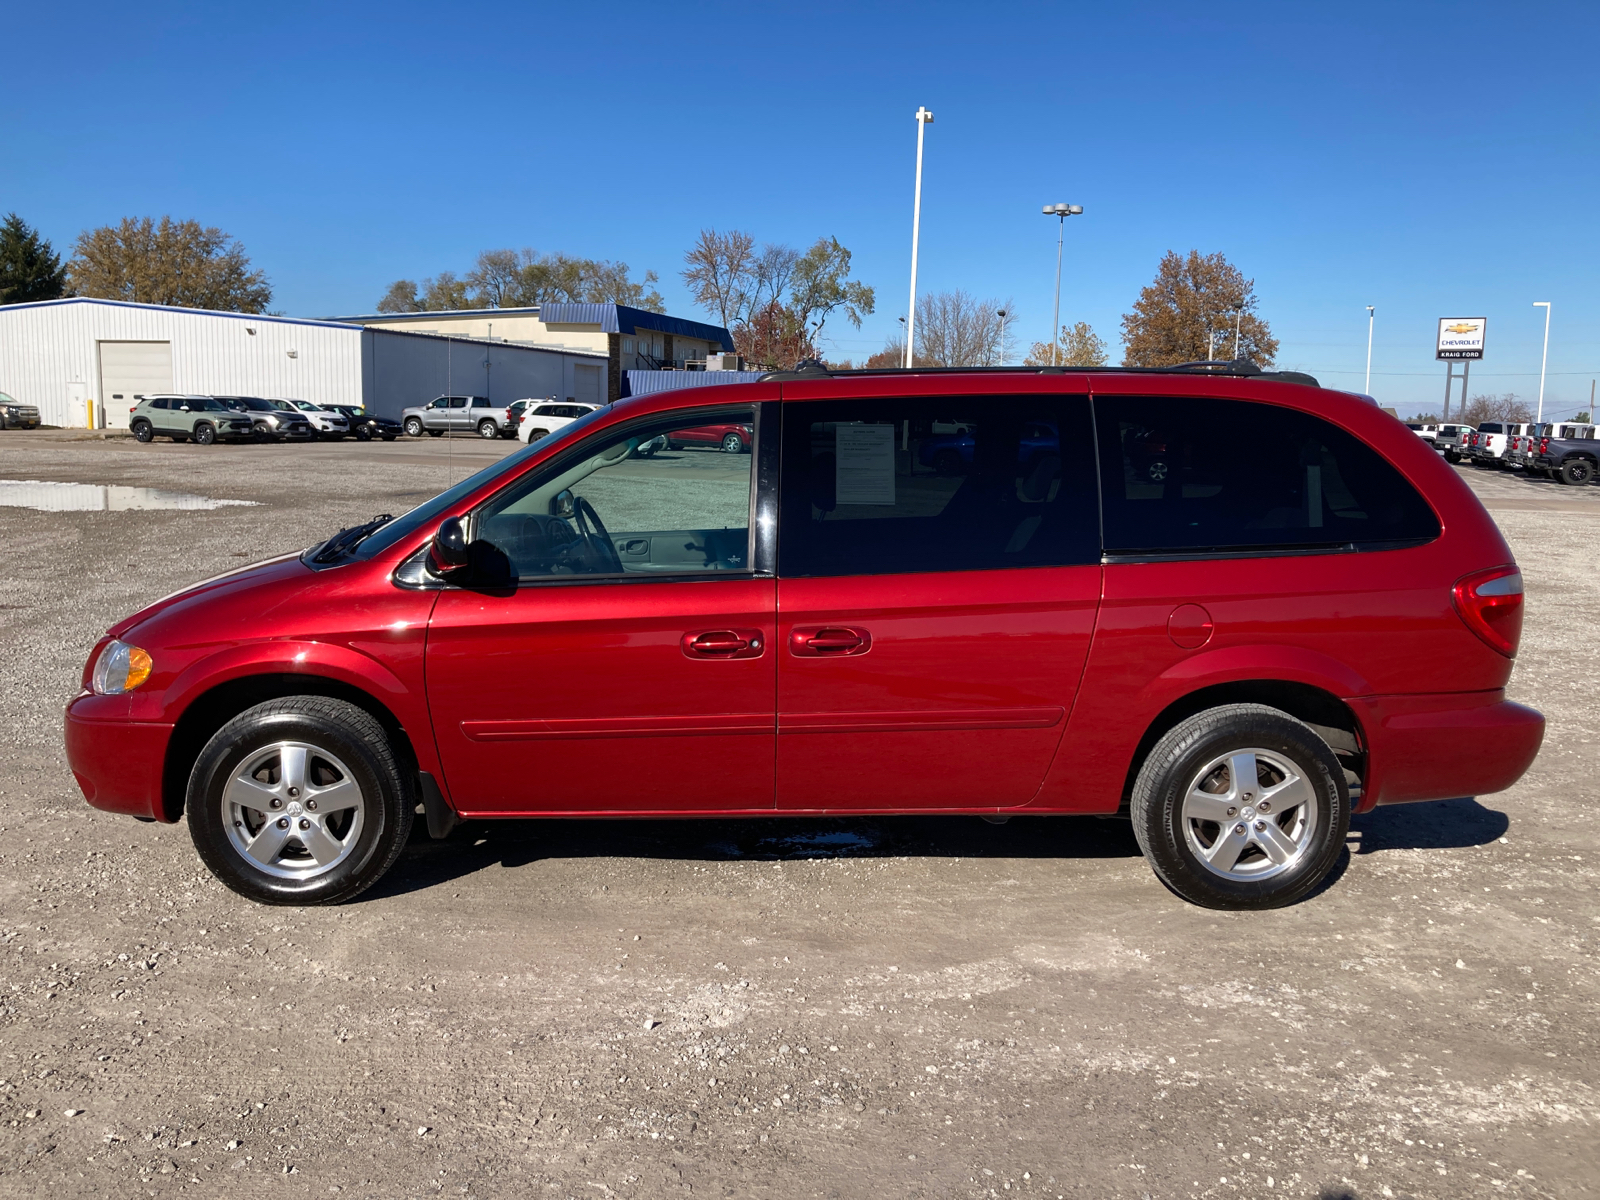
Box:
[1452,566,1524,657]
[1539,437,1550,453]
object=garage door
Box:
[98,341,173,428]
[574,364,603,406]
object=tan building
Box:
[336,303,734,403]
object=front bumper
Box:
[65,693,174,822]
[1347,690,1544,812]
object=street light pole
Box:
[1364,306,1375,395]
[1232,304,1244,360]
[1533,302,1551,422]
[905,107,934,369]
[996,309,1007,365]
[1041,203,1083,365]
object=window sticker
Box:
[835,423,897,505]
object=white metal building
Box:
[0,298,610,428]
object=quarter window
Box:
[778,395,1100,577]
[1095,396,1439,555]
[473,409,756,582]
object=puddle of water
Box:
[0,479,260,512]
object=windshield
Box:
[0,393,15,405]
[193,397,227,412]
[349,405,611,561]
[270,400,299,412]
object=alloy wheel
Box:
[1179,747,1320,882]
[222,741,366,880]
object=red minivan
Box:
[65,365,1543,910]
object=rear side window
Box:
[779,395,1099,577]
[150,398,169,410]
[1096,396,1439,556]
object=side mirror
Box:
[427,517,471,578]
[180,405,190,412]
[550,489,575,519]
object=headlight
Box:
[92,640,153,695]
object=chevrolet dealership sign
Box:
[1437,317,1487,360]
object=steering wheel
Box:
[570,495,623,573]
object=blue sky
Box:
[6,1,1598,417]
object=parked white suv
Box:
[276,398,349,439]
[518,400,602,444]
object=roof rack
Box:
[759,357,1319,388]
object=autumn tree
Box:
[68,216,271,312]
[682,229,874,369]
[1120,250,1276,367]
[1025,320,1107,367]
[0,214,68,305]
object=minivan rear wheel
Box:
[187,696,413,905]
[1130,704,1348,910]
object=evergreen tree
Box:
[0,213,68,305]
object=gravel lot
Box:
[0,431,1596,1200]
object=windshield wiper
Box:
[309,513,393,564]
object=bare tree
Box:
[69,216,271,312]
[1459,393,1533,426]
[381,250,665,314]
[681,229,756,328]
[913,289,1012,367]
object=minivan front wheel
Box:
[1131,704,1348,910]
[187,696,413,905]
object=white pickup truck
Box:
[1466,421,1535,468]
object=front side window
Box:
[1096,396,1440,556]
[779,395,1099,578]
[472,408,756,582]
[429,397,449,409]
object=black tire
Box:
[131,420,154,443]
[427,429,444,438]
[1130,703,1348,910]
[477,419,499,440]
[1559,458,1595,486]
[721,432,745,454]
[1444,450,1461,463]
[528,428,549,442]
[193,422,216,446]
[403,416,424,438]
[354,428,371,441]
[186,696,414,905]
[252,423,273,443]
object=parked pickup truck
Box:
[1436,425,1475,464]
[1530,424,1600,485]
[1411,422,1472,461]
[1467,422,1536,468]
[400,395,520,440]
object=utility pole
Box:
[1533,302,1551,422]
[1364,306,1374,395]
[904,107,934,369]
